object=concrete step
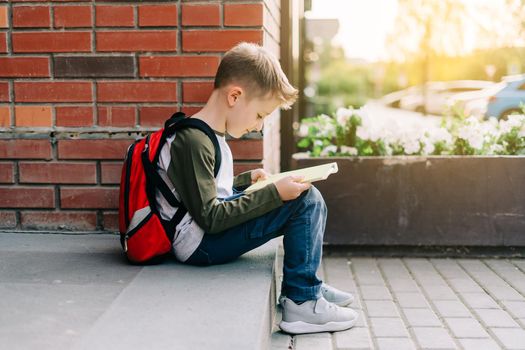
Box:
[0,232,281,350]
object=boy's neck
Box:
[190,90,227,135]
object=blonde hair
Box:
[214,42,298,109]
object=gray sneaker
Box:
[279,283,354,307]
[279,296,358,334]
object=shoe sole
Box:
[278,297,354,308]
[279,318,357,335]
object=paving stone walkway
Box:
[274,257,525,350]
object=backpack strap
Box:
[159,112,222,177]
[142,112,223,242]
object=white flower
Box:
[335,107,353,126]
[356,126,369,140]
[421,137,435,155]
[314,140,323,147]
[340,146,358,156]
[403,138,421,154]
[298,124,309,137]
[499,114,524,134]
[353,106,370,125]
[486,143,504,155]
[426,127,453,147]
[320,145,337,156]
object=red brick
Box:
[13,32,92,53]
[0,6,7,28]
[0,187,54,208]
[103,211,118,231]
[97,106,135,127]
[20,211,97,231]
[0,82,8,102]
[139,106,178,127]
[60,187,119,209]
[0,57,50,77]
[97,81,177,103]
[96,5,134,27]
[19,162,97,184]
[55,106,93,127]
[97,31,177,52]
[0,162,14,183]
[0,139,52,159]
[54,5,92,28]
[139,56,219,77]
[15,82,92,102]
[138,4,177,27]
[58,139,131,160]
[101,162,122,184]
[0,211,16,228]
[224,3,263,26]
[15,105,52,127]
[182,30,263,52]
[0,106,9,127]
[13,6,50,28]
[0,32,6,53]
[234,162,262,175]
[12,0,90,2]
[182,82,214,103]
[229,139,263,160]
[182,4,220,26]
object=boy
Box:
[157,42,358,335]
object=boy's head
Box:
[213,42,298,138]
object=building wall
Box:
[0,0,280,232]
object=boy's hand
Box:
[274,176,311,201]
[251,168,270,184]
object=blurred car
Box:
[446,82,505,118]
[379,86,420,109]
[486,74,525,119]
[400,80,493,115]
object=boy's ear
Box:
[227,86,244,107]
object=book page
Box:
[244,162,339,194]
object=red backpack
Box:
[118,112,221,264]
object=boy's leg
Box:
[183,186,327,302]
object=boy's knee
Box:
[302,186,326,211]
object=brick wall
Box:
[0,0,281,232]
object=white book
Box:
[244,162,339,194]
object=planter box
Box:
[291,154,525,247]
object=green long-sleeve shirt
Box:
[166,128,283,234]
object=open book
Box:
[244,162,339,194]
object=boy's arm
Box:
[232,170,252,192]
[167,128,283,234]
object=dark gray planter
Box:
[291,154,525,247]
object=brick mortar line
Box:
[320,259,336,350]
[375,259,421,350]
[477,259,525,329]
[133,2,138,30]
[7,2,13,127]
[176,0,182,57]
[429,258,508,349]
[399,258,464,350]
[348,258,379,350]
[91,0,96,54]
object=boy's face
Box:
[225,86,282,138]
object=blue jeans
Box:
[183,186,326,302]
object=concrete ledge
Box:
[0,233,280,350]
